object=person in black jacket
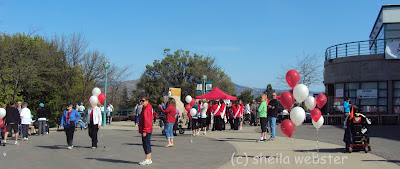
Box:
[37,103,49,135]
[267,93,279,141]
[3,101,21,145]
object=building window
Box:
[393,81,400,114]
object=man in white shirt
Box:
[106,104,114,124]
[20,102,32,141]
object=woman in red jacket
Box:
[159,98,176,147]
[139,96,153,165]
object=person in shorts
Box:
[3,101,20,145]
[257,94,268,142]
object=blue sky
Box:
[1,0,398,92]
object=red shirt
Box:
[90,110,94,124]
[206,104,212,117]
[139,103,153,134]
[161,105,176,123]
[212,104,220,116]
[66,110,72,124]
[232,105,241,118]
[239,104,244,116]
[219,103,226,116]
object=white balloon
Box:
[312,116,324,129]
[293,84,309,103]
[185,95,192,104]
[290,106,305,126]
[190,108,197,117]
[89,95,99,106]
[305,96,316,110]
[0,108,6,118]
[282,109,289,115]
[92,87,101,96]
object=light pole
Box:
[103,62,110,126]
[202,75,207,95]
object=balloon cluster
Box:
[184,95,197,117]
[280,70,327,138]
[89,87,107,106]
[0,108,6,128]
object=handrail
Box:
[325,38,400,61]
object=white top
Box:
[107,105,113,112]
[77,105,85,112]
[86,106,102,125]
[100,106,105,112]
[136,105,143,115]
[200,103,208,118]
[245,104,251,114]
[20,108,32,124]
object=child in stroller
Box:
[343,108,371,153]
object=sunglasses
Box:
[140,100,146,102]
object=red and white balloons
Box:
[293,84,309,103]
[316,94,327,108]
[98,93,106,104]
[305,96,316,110]
[190,108,197,117]
[89,95,99,106]
[310,108,322,122]
[92,87,101,96]
[280,91,295,110]
[0,108,6,118]
[185,95,192,104]
[312,116,324,129]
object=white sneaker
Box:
[23,138,28,141]
[67,146,72,150]
[45,132,49,135]
[203,132,207,135]
[196,132,200,136]
[14,141,19,145]
[239,127,243,130]
[139,159,152,165]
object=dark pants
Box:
[229,118,234,129]
[21,124,29,138]
[142,133,152,155]
[213,115,221,131]
[234,118,240,130]
[38,120,46,135]
[221,118,226,130]
[88,124,99,147]
[251,114,256,126]
[64,126,75,146]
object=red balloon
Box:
[286,70,300,88]
[185,104,191,112]
[190,99,196,107]
[281,119,295,137]
[311,108,322,122]
[98,93,106,104]
[280,92,295,110]
[276,95,281,100]
[316,94,327,108]
[0,118,4,128]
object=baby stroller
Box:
[344,110,371,153]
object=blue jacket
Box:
[60,109,81,128]
[344,101,350,113]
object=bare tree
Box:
[275,54,323,89]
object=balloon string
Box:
[316,129,319,158]
[289,137,295,169]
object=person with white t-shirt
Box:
[20,102,32,141]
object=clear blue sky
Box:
[1,0,398,92]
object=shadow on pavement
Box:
[86,158,139,164]
[362,160,400,163]
[123,143,165,147]
[36,145,91,149]
[294,148,345,153]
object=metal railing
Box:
[114,109,135,117]
[325,38,400,60]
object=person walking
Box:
[20,102,32,141]
[136,102,143,127]
[139,96,153,165]
[60,103,81,150]
[226,102,234,129]
[160,98,176,147]
[232,101,241,130]
[267,93,279,141]
[257,94,268,142]
[344,98,351,117]
[219,99,226,131]
[199,99,208,135]
[86,103,102,149]
[37,103,49,135]
[3,101,21,145]
[238,100,244,130]
[250,100,257,126]
[191,103,200,135]
[212,100,222,131]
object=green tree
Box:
[118,85,130,109]
[237,89,254,104]
[137,49,236,105]
[264,84,276,100]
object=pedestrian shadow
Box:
[214,138,258,143]
[36,145,91,149]
[362,160,400,163]
[86,158,139,164]
[294,148,345,153]
[123,143,164,147]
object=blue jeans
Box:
[142,133,152,154]
[268,117,277,138]
[159,119,164,128]
[164,122,174,139]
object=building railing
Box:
[114,109,135,117]
[325,38,400,61]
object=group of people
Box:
[1,101,50,146]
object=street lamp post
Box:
[103,62,110,126]
[202,75,207,95]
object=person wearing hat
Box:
[37,103,49,135]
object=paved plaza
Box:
[0,121,399,169]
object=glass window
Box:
[394,89,400,97]
[379,81,387,89]
[379,98,387,105]
[394,106,400,114]
[336,83,344,89]
[394,98,400,106]
[346,83,359,90]
[379,90,388,97]
[361,82,377,89]
[349,91,357,97]
[360,99,377,106]
[361,106,378,112]
[378,106,387,113]
[394,81,400,89]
